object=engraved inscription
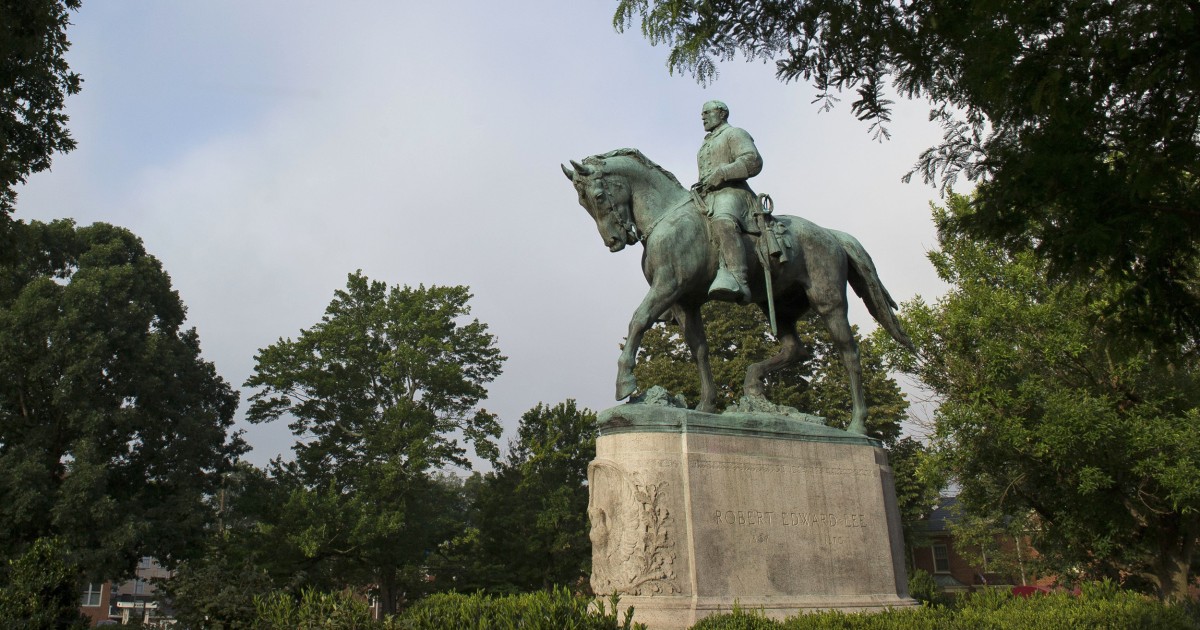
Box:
[691,460,875,477]
[712,510,872,528]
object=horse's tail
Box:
[834,231,917,354]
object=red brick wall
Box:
[80,581,113,627]
[912,534,1017,590]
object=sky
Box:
[15,1,953,468]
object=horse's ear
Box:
[561,164,576,181]
[571,160,592,176]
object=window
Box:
[81,583,103,607]
[933,544,951,574]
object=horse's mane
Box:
[587,148,684,188]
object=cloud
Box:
[17,1,953,467]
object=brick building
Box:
[79,557,174,627]
[909,497,1035,594]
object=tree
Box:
[884,435,939,558]
[0,538,89,630]
[634,301,906,444]
[471,401,597,592]
[881,195,1200,600]
[157,461,282,629]
[244,272,505,614]
[614,0,1200,341]
[0,219,244,579]
[159,552,273,630]
[1,0,82,216]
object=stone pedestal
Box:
[588,403,914,629]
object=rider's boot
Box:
[709,219,752,303]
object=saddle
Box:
[690,187,793,266]
[750,194,793,266]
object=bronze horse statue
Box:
[562,148,915,435]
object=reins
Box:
[637,195,695,243]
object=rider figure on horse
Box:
[697,100,763,304]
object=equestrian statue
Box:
[562,101,915,435]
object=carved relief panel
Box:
[588,460,680,596]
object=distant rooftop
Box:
[920,495,959,533]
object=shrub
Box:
[252,588,374,630]
[391,587,643,630]
[772,584,1198,630]
[690,605,784,629]
[0,538,89,630]
[906,569,940,607]
[953,586,1198,629]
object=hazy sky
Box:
[16,1,953,467]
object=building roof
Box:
[919,496,959,533]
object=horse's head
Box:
[562,157,637,252]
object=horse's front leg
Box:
[616,282,681,401]
[674,304,716,413]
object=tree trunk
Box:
[1153,520,1195,602]
[377,567,399,618]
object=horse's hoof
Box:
[743,388,767,401]
[846,420,867,435]
[696,402,717,414]
[616,377,637,401]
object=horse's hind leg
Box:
[675,304,717,413]
[743,313,811,401]
[816,303,868,434]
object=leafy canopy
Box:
[882,195,1200,600]
[470,401,597,592]
[244,272,505,614]
[246,272,506,476]
[0,0,82,215]
[614,0,1200,341]
[0,219,244,578]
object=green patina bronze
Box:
[563,103,916,435]
[597,388,879,446]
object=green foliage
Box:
[245,271,505,479]
[0,538,89,630]
[244,271,505,613]
[883,436,938,553]
[395,588,644,630]
[252,588,374,630]
[879,195,1200,600]
[0,219,244,578]
[469,401,597,592]
[161,552,274,630]
[691,605,782,629]
[769,586,1198,628]
[945,587,1198,630]
[614,0,1200,341]
[906,569,939,607]
[0,0,81,215]
[247,587,645,630]
[634,302,906,444]
[226,583,1200,630]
